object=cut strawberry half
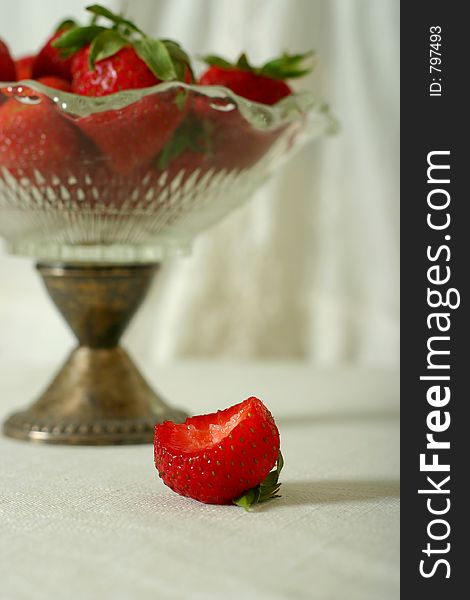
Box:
[154,396,282,507]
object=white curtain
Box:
[0,0,399,366]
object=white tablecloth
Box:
[0,363,399,600]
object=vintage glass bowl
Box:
[0,80,334,262]
[0,80,335,444]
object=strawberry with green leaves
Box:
[51,5,194,173]
[199,52,313,105]
[0,39,16,82]
[71,44,159,96]
[53,5,194,96]
[32,20,77,81]
[154,396,283,508]
[186,93,284,173]
[194,52,313,171]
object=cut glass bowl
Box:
[0,80,335,262]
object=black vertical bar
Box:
[401,2,468,596]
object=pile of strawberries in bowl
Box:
[0,5,316,216]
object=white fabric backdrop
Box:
[0,0,399,365]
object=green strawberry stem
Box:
[203,51,315,80]
[52,4,194,82]
[233,451,284,510]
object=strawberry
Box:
[50,5,194,173]
[71,45,158,96]
[52,5,194,96]
[0,39,16,82]
[154,111,211,176]
[0,92,105,212]
[36,76,72,92]
[15,54,34,80]
[194,97,285,172]
[75,90,189,174]
[194,53,313,171]
[0,96,89,179]
[32,20,77,81]
[70,44,194,96]
[150,97,280,179]
[154,396,283,507]
[198,52,313,105]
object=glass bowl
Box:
[0,80,335,262]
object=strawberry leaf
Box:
[134,38,176,81]
[55,18,77,34]
[260,51,315,79]
[162,40,194,81]
[52,25,106,51]
[85,5,118,20]
[85,4,143,34]
[202,55,234,70]
[232,451,284,511]
[233,487,260,510]
[88,29,127,70]
[260,470,279,488]
[203,52,314,81]
[236,53,253,71]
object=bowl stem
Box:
[2,263,187,445]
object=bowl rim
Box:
[0,78,332,129]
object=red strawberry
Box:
[201,67,290,106]
[32,21,77,81]
[195,53,312,171]
[76,90,189,174]
[198,52,313,105]
[49,6,194,173]
[52,6,193,96]
[0,39,16,82]
[36,76,72,92]
[0,96,89,179]
[71,45,158,96]
[194,97,285,172]
[154,396,283,507]
[71,44,194,96]
[15,54,34,80]
[150,99,280,180]
[69,45,190,173]
[154,111,211,178]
